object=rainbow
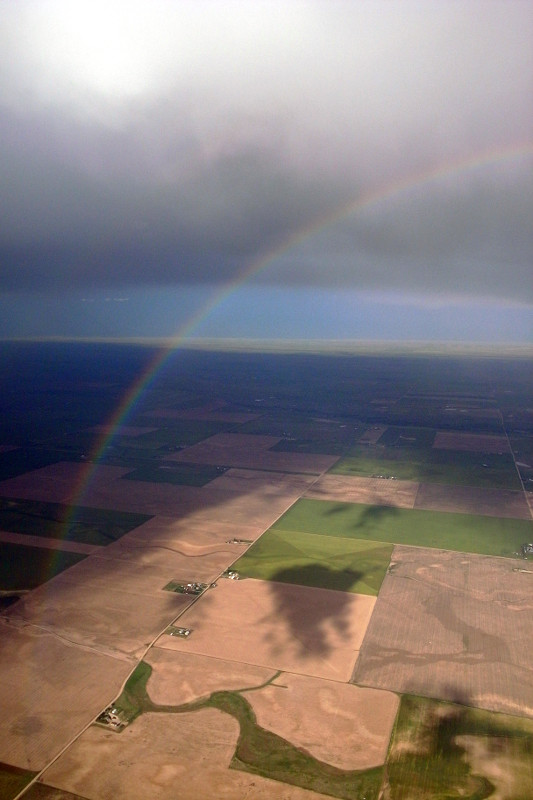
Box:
[69,140,532,509]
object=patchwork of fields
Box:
[0,344,532,800]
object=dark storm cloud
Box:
[0,1,532,301]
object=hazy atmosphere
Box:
[1,0,532,342]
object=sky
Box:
[1,0,532,343]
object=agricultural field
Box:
[386,694,533,799]
[353,545,533,718]
[0,342,531,799]
[0,540,86,593]
[121,461,228,486]
[0,497,151,545]
[154,577,376,682]
[230,529,392,595]
[331,443,521,489]
[270,497,533,557]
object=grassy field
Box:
[271,499,533,558]
[0,498,151,546]
[331,446,521,490]
[387,694,533,799]
[231,529,392,595]
[0,762,35,799]
[0,541,87,592]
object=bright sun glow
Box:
[35,0,172,97]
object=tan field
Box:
[414,482,531,519]
[353,545,533,718]
[39,709,333,800]
[244,672,399,770]
[0,461,311,527]
[165,432,339,473]
[305,474,419,508]
[154,577,376,682]
[432,431,510,453]
[144,649,275,704]
[5,563,191,660]
[144,647,399,771]
[0,621,131,770]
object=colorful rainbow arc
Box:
[69,140,532,509]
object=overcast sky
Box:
[1,0,532,341]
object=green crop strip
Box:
[108,662,383,799]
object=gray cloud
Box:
[0,0,531,301]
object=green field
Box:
[231,529,392,595]
[0,762,36,800]
[0,499,151,546]
[0,541,87,592]
[387,694,533,799]
[121,462,227,486]
[331,445,521,489]
[271,499,533,557]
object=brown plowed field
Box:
[353,545,533,718]
[110,513,264,546]
[40,709,332,800]
[0,462,131,506]
[5,565,191,660]
[145,649,275,705]
[207,467,316,494]
[305,475,419,508]
[414,483,532,519]
[165,432,339,473]
[0,621,131,770]
[0,462,308,527]
[244,673,398,770]
[154,577,375,682]
[433,432,510,453]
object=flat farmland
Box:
[0,497,151,546]
[353,546,533,718]
[39,707,334,800]
[433,431,511,453]
[145,649,276,705]
[238,414,364,455]
[166,432,339,474]
[0,621,131,770]
[386,694,533,799]
[244,673,398,771]
[331,444,521,489]
[5,564,191,660]
[305,474,419,508]
[145,401,260,424]
[144,649,398,772]
[154,577,375,682]
[0,462,311,528]
[0,541,86,592]
[271,498,533,557]
[109,512,265,547]
[230,530,392,595]
[414,482,531,519]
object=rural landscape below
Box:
[0,338,532,800]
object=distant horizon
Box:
[3,335,533,358]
